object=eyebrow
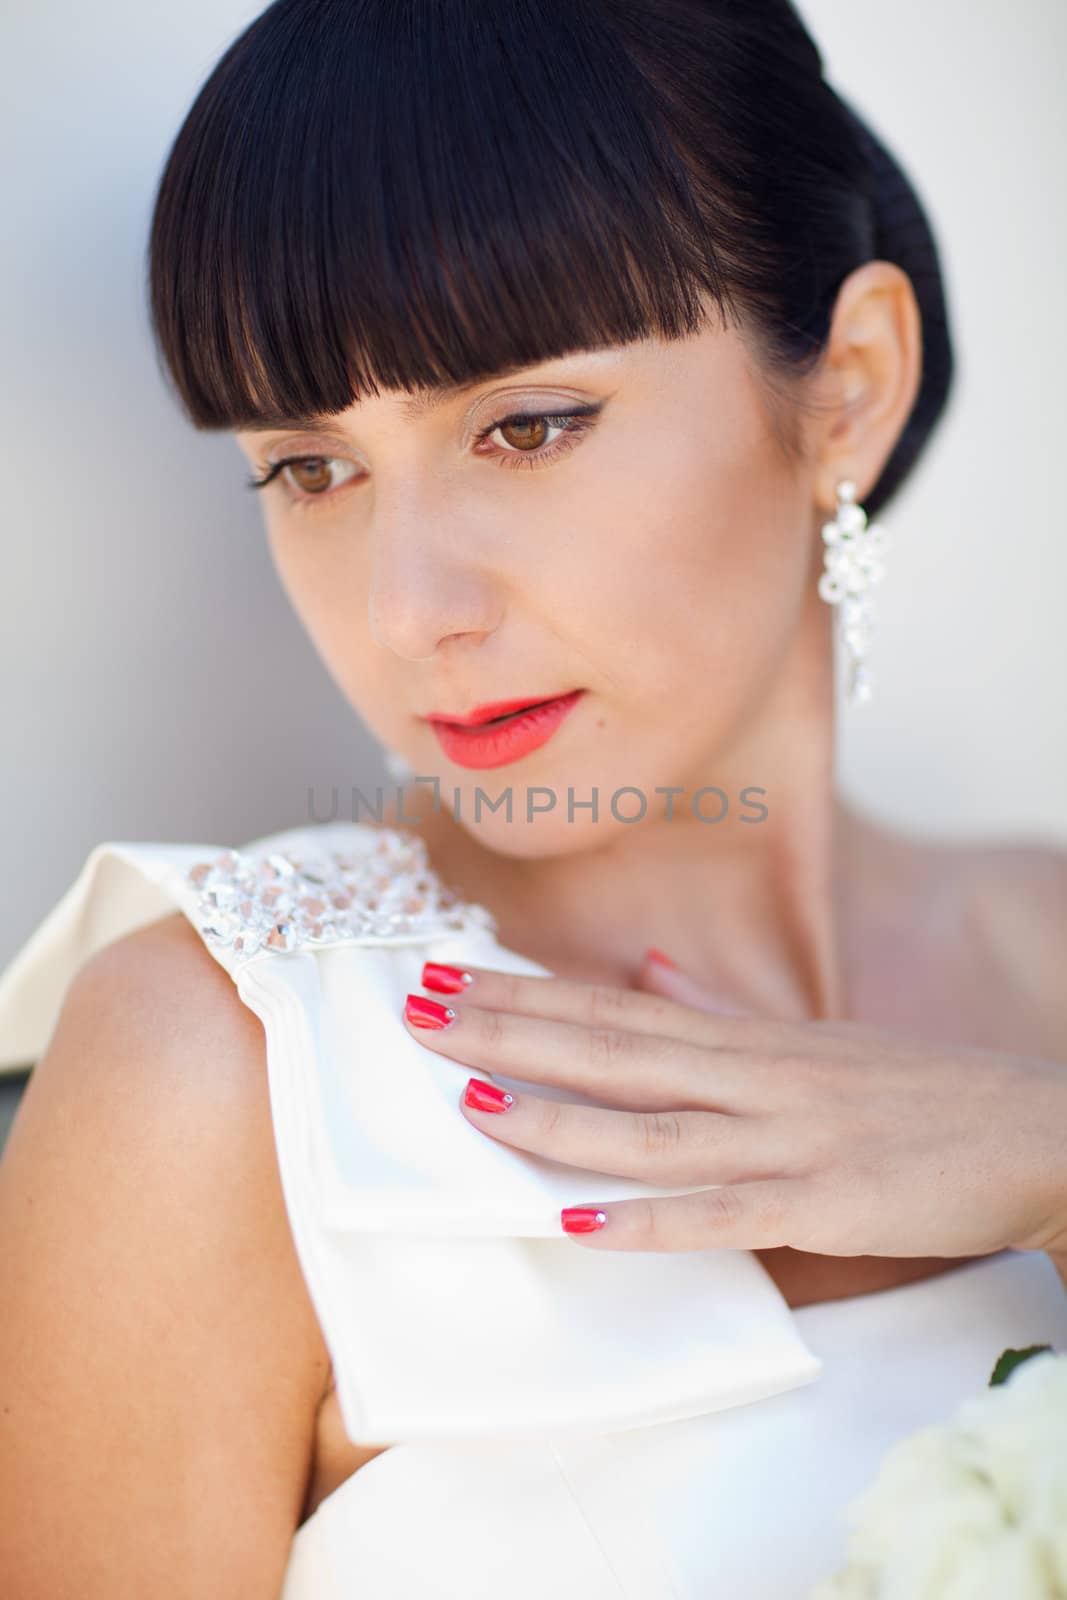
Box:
[239,362,542,434]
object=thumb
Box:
[633,949,753,1016]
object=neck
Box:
[389,595,861,1021]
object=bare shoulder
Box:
[837,802,1067,1057]
[0,909,331,1596]
[942,834,1067,1057]
[53,909,312,1231]
[950,835,1067,958]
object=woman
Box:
[1,0,1065,1595]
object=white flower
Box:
[810,1351,1067,1599]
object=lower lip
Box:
[428,690,586,770]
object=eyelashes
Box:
[471,404,601,470]
[244,402,603,510]
[244,456,358,498]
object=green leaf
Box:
[988,1344,1053,1386]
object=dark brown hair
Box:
[147,0,953,517]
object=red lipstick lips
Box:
[426,689,586,770]
[426,695,562,727]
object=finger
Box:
[459,1078,777,1187]
[558,1177,804,1252]
[633,953,755,1017]
[418,960,793,1054]
[406,996,766,1111]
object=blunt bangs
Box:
[147,0,732,432]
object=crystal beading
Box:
[818,477,891,706]
[185,828,497,965]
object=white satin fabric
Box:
[2,820,1064,1598]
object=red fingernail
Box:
[405,993,456,1029]
[463,1077,514,1113]
[560,1207,608,1234]
[422,961,474,994]
[645,947,679,970]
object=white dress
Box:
[1,819,1064,1599]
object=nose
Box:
[367,497,503,662]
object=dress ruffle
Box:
[0,820,823,1449]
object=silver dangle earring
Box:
[817,478,890,706]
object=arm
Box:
[0,916,331,1598]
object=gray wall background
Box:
[2,0,1065,973]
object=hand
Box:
[402,957,1067,1256]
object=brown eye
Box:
[497,416,549,452]
[288,458,334,494]
[470,404,602,471]
[245,453,361,505]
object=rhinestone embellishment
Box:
[817,479,891,707]
[185,829,497,964]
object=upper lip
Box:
[423,693,577,727]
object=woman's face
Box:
[233,318,820,857]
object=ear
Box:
[630,950,753,1016]
[809,259,923,516]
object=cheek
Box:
[576,420,808,701]
[264,517,331,620]
[264,518,380,688]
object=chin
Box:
[446,769,667,861]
